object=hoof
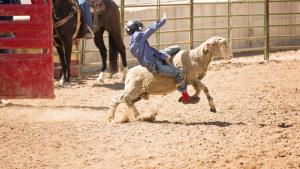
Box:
[108,73,113,78]
[141,113,157,122]
[119,116,130,123]
[59,79,64,86]
[178,96,200,104]
[0,100,12,106]
[97,72,105,83]
[210,107,217,113]
[96,78,104,85]
[108,117,114,123]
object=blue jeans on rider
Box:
[146,58,187,92]
[79,0,93,29]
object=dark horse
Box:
[91,0,128,83]
[53,0,127,86]
[53,0,81,86]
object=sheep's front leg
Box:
[191,80,201,97]
[108,95,124,122]
[197,80,217,113]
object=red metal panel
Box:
[0,0,54,99]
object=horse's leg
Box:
[94,28,107,83]
[62,35,73,83]
[108,34,118,76]
[56,45,67,86]
[196,80,217,113]
[109,32,128,81]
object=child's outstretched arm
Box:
[140,12,167,42]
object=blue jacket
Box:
[129,18,168,67]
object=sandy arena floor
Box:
[0,50,300,169]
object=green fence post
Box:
[227,0,232,46]
[156,0,161,49]
[190,0,194,49]
[264,0,270,60]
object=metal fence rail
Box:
[120,0,300,60]
[80,0,300,67]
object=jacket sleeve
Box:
[139,18,166,42]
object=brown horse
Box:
[53,0,127,86]
[91,0,128,83]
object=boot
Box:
[179,92,200,104]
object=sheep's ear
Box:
[217,38,226,45]
[204,43,214,52]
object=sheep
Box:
[108,36,233,123]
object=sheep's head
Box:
[204,36,233,60]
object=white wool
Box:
[108,36,233,123]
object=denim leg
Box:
[154,59,179,77]
[80,1,93,29]
[153,59,187,92]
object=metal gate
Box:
[0,0,54,99]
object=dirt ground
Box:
[1,50,300,169]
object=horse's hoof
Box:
[96,78,104,84]
[97,72,105,83]
[210,107,217,113]
[0,100,12,106]
[59,79,64,86]
[108,73,113,78]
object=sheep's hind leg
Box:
[198,81,216,112]
[123,102,141,122]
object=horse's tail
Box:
[108,35,118,74]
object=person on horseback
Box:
[125,13,197,104]
[78,0,94,38]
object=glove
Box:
[166,54,172,65]
[163,12,167,19]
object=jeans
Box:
[146,58,187,92]
[80,1,93,29]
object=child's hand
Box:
[166,54,172,64]
[163,12,167,19]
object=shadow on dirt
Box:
[92,82,124,90]
[150,120,246,127]
[6,104,109,111]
